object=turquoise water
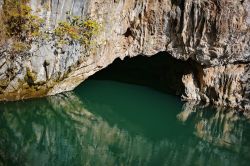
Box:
[0,80,250,166]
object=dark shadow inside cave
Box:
[88,52,195,96]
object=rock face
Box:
[182,64,250,109]
[0,0,249,110]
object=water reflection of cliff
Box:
[0,93,250,166]
[178,102,250,154]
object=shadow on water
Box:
[0,80,250,166]
[89,52,196,95]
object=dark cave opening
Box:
[89,52,196,96]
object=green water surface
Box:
[0,80,250,166]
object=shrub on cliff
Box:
[0,11,7,46]
[54,14,100,49]
[0,0,44,53]
[0,1,100,54]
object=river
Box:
[0,79,250,166]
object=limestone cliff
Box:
[0,0,249,110]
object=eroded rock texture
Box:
[182,64,250,109]
[0,0,249,110]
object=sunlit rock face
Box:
[182,64,250,110]
[0,92,250,166]
[0,0,249,110]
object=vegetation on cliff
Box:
[0,0,100,53]
[54,14,100,49]
[0,0,44,53]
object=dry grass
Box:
[0,10,7,46]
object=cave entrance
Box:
[89,52,194,96]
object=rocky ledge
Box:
[0,0,249,111]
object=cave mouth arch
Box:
[88,52,195,96]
